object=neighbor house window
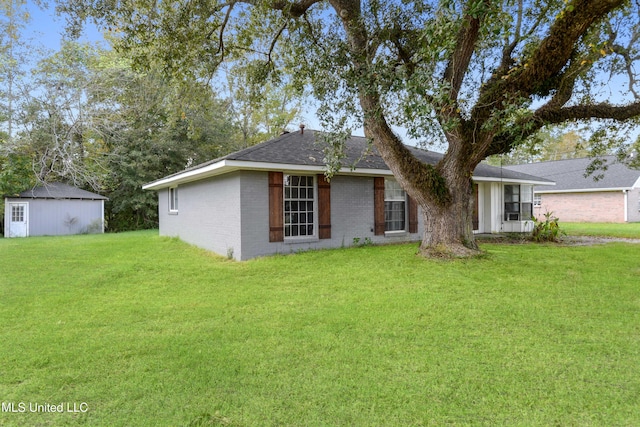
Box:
[534,194,542,207]
[504,184,533,220]
[11,205,24,222]
[169,187,178,213]
[284,175,315,237]
[385,179,406,232]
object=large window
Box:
[169,187,178,213]
[504,184,533,220]
[284,175,315,237]
[385,179,406,232]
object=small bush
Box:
[352,237,373,247]
[531,211,566,242]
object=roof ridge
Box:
[510,154,618,166]
[227,130,307,160]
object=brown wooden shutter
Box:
[374,177,386,235]
[472,184,479,231]
[408,195,418,233]
[317,174,331,239]
[268,172,284,242]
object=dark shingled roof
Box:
[14,182,108,200]
[505,156,640,191]
[155,130,552,184]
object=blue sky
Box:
[24,2,104,52]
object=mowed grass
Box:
[1,231,639,426]
[563,222,640,238]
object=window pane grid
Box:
[504,185,534,220]
[11,205,24,222]
[534,194,542,207]
[169,187,178,211]
[284,175,315,238]
[384,179,406,231]
[385,201,405,231]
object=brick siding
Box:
[534,191,625,222]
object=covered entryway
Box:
[8,202,28,237]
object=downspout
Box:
[623,190,628,222]
[101,199,105,233]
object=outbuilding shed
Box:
[3,182,107,238]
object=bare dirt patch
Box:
[476,233,640,246]
[561,236,640,246]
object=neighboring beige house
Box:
[506,156,640,223]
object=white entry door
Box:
[8,203,28,237]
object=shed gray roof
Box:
[145,130,552,189]
[505,156,640,192]
[13,182,108,200]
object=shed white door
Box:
[8,202,28,237]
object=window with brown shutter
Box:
[375,177,417,234]
[408,195,418,233]
[271,172,330,242]
[268,172,284,242]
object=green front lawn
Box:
[562,222,640,238]
[1,231,639,426]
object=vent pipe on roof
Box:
[300,123,305,134]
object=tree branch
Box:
[500,1,551,70]
[611,41,640,98]
[442,5,482,102]
[507,0,623,97]
[471,0,626,157]
[267,21,288,65]
[537,101,640,123]
[262,0,323,18]
[209,2,236,61]
[486,100,640,157]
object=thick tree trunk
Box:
[355,97,481,257]
[333,0,482,257]
[361,110,481,257]
[417,164,479,258]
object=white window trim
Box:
[384,178,408,234]
[283,174,318,241]
[504,184,533,221]
[11,204,25,222]
[533,194,542,207]
[169,186,178,214]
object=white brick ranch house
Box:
[143,129,553,260]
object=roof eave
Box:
[535,186,632,193]
[142,160,554,190]
[471,176,555,186]
[142,160,400,190]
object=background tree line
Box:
[0,1,302,234]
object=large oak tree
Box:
[59,0,640,256]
